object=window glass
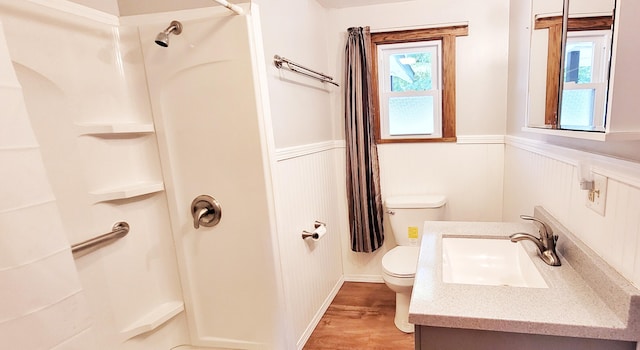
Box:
[560,89,595,128]
[388,96,434,135]
[378,42,441,139]
[564,41,594,84]
[389,52,433,92]
[560,30,610,131]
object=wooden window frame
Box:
[370,25,468,144]
[534,15,614,127]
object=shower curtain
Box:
[344,26,384,253]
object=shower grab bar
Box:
[274,55,340,87]
[71,221,130,254]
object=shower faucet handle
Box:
[191,195,222,229]
[194,207,210,229]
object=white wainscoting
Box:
[505,136,640,288]
[273,135,640,349]
[274,141,345,349]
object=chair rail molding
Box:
[506,135,640,190]
[275,140,345,162]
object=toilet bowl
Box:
[382,195,446,333]
[382,245,419,333]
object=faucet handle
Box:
[519,214,553,238]
[518,215,561,266]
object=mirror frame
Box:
[557,0,570,128]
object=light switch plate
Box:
[586,173,607,216]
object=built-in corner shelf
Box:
[76,122,155,136]
[90,181,164,203]
[119,300,184,341]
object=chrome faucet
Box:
[510,215,561,266]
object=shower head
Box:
[155,20,183,47]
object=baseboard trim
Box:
[296,277,345,350]
[343,275,385,283]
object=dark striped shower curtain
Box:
[344,27,384,253]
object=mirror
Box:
[528,0,615,132]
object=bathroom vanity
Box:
[409,207,640,350]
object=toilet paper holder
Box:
[302,220,326,240]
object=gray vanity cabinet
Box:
[415,326,636,350]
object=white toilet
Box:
[382,195,447,333]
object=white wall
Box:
[256,0,336,149]
[327,0,511,279]
[255,0,346,347]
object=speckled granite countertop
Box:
[408,207,640,342]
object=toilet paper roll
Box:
[312,225,326,241]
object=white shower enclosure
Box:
[1,1,289,349]
[137,5,289,349]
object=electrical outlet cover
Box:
[586,173,607,216]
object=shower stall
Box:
[0,0,348,347]
[136,5,289,349]
[0,1,290,349]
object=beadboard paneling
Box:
[505,138,640,288]
[377,142,505,221]
[274,146,344,349]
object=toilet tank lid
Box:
[385,195,447,209]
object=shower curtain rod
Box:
[213,0,244,15]
[273,55,340,87]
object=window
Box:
[533,15,613,128]
[378,42,442,138]
[560,30,611,130]
[370,25,468,143]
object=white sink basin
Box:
[442,237,548,288]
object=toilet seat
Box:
[382,246,419,278]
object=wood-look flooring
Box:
[303,282,414,350]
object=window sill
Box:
[522,127,640,141]
[376,137,457,144]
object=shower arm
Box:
[166,22,182,35]
[213,0,244,15]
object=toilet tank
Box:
[385,195,447,246]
